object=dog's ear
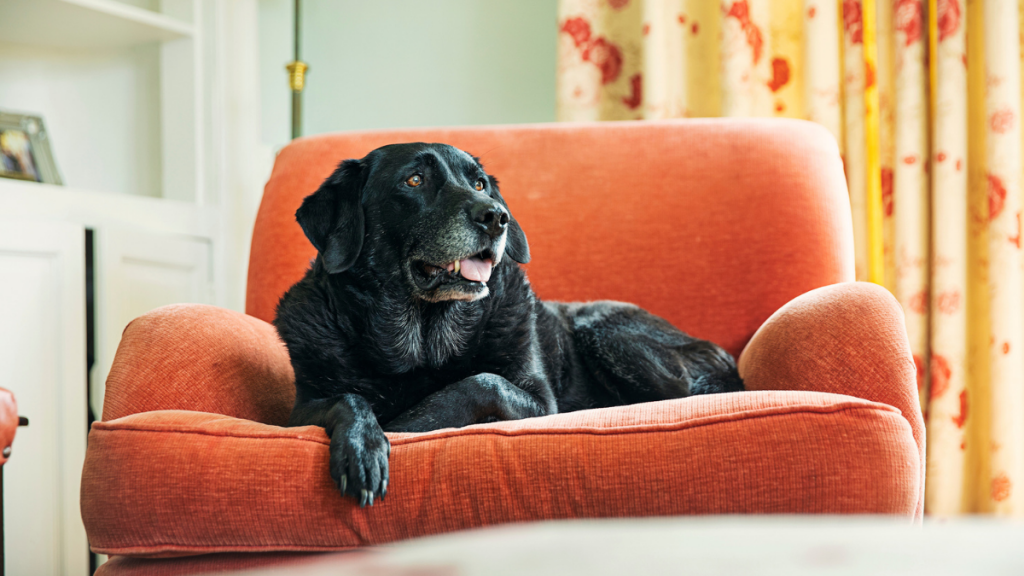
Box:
[506,216,530,264]
[488,175,530,264]
[296,159,366,274]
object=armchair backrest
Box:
[247,119,854,357]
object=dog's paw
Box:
[329,424,390,507]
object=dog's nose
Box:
[470,201,510,237]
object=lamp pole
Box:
[286,0,307,140]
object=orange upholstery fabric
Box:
[248,119,854,357]
[84,392,917,558]
[81,120,922,574]
[739,282,926,517]
[101,304,294,425]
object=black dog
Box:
[275,143,743,507]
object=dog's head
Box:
[296,143,530,303]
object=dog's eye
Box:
[406,174,423,187]
[474,179,485,191]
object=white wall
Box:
[259,0,557,152]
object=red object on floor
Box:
[81,119,923,576]
[0,388,17,466]
[1,387,20,576]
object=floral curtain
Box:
[556,0,1024,516]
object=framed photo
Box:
[0,111,62,185]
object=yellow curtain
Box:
[556,0,1024,516]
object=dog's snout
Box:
[469,201,509,237]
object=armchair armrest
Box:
[102,304,295,426]
[738,281,924,517]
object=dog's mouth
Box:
[409,248,495,300]
[415,248,495,284]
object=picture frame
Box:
[0,110,62,185]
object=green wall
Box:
[260,0,558,151]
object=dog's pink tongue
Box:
[459,257,492,283]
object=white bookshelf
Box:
[0,0,193,49]
[0,1,266,573]
[0,0,204,203]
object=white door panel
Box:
[92,227,214,418]
[0,220,89,576]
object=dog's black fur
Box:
[275,143,744,507]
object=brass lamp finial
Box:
[286,61,308,92]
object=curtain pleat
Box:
[844,0,870,281]
[556,0,645,122]
[642,0,686,119]
[893,0,931,412]
[803,0,843,146]
[770,0,805,118]
[982,0,1024,514]
[926,0,969,516]
[721,0,774,116]
[686,1,724,117]
[877,0,896,291]
[555,0,1024,516]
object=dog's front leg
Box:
[383,373,551,433]
[290,394,389,506]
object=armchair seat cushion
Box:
[82,390,919,558]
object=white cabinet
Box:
[0,221,89,576]
[0,172,221,576]
[0,0,206,202]
[92,227,214,417]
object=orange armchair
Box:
[82,120,923,575]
